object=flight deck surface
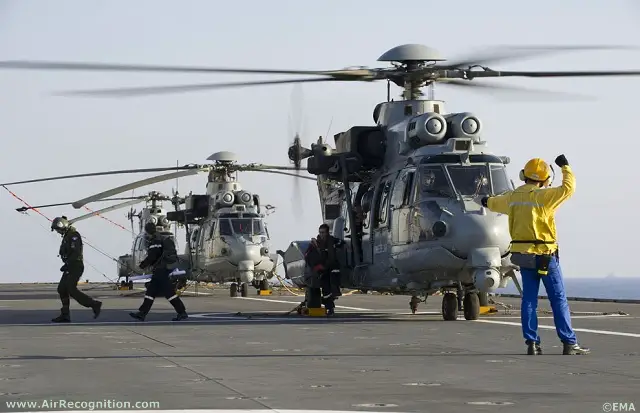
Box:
[0,282,638,413]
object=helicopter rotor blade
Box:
[54,78,348,98]
[0,165,198,187]
[0,60,350,76]
[14,196,145,212]
[436,45,640,69]
[465,69,640,79]
[71,169,201,209]
[289,84,305,219]
[250,169,316,181]
[439,78,593,100]
[68,198,144,224]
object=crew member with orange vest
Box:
[481,155,589,356]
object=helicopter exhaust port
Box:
[432,221,447,237]
[473,268,501,293]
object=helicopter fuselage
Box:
[281,98,519,297]
[189,212,275,284]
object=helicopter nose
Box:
[452,212,511,257]
[230,244,262,263]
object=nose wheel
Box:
[230,282,249,297]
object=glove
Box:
[60,264,67,272]
[554,154,569,167]
[480,196,489,207]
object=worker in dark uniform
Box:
[304,223,344,315]
[129,222,188,321]
[482,154,589,356]
[50,216,102,323]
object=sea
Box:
[499,277,640,301]
[272,276,640,300]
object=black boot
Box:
[52,307,70,323]
[51,314,70,323]
[563,343,590,355]
[129,311,146,321]
[172,312,188,321]
[526,340,542,355]
[92,301,102,319]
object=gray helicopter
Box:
[3,43,640,318]
[2,151,314,297]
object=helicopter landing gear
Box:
[230,282,249,297]
[259,279,269,291]
[478,291,489,307]
[463,292,480,320]
[442,292,458,321]
[409,296,421,314]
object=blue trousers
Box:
[520,254,577,345]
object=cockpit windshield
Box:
[219,218,267,236]
[446,165,491,196]
[418,165,454,198]
[490,164,512,195]
[446,164,512,197]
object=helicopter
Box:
[2,151,315,298]
[2,43,640,319]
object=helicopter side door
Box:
[196,220,210,267]
[390,168,416,245]
[371,173,396,265]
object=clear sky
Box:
[1,0,639,283]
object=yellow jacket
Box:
[486,165,575,255]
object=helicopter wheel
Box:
[259,279,269,291]
[230,283,238,297]
[463,292,480,320]
[240,283,249,297]
[442,292,458,321]
[478,291,489,307]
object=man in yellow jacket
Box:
[481,154,590,356]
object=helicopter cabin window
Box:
[418,165,453,198]
[447,165,491,196]
[373,179,392,228]
[490,164,512,195]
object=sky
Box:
[0,0,639,284]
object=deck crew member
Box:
[481,155,590,355]
[304,223,344,315]
[129,222,188,322]
[50,216,102,323]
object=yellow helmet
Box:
[519,158,551,183]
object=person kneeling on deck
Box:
[129,222,188,322]
[304,223,344,316]
[481,154,589,356]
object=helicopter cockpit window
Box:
[231,218,254,236]
[446,165,491,197]
[490,164,512,195]
[252,219,267,236]
[418,165,453,198]
[219,219,233,236]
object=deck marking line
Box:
[475,319,640,338]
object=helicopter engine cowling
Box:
[236,190,253,206]
[218,191,234,207]
[406,112,447,149]
[444,112,482,141]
